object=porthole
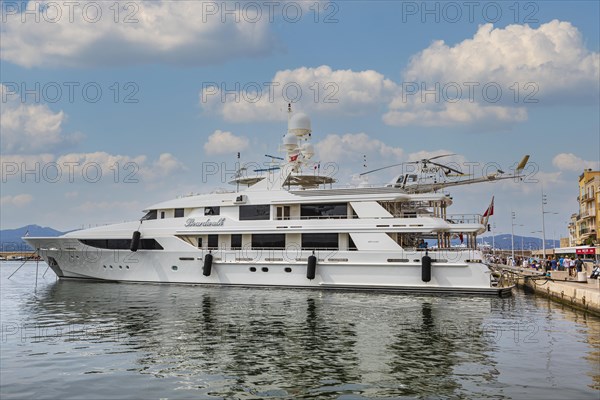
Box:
[172,265,178,271]
[109,265,113,269]
[126,265,129,269]
[284,267,292,273]
[249,267,257,272]
[262,267,269,272]
[103,265,106,269]
[119,265,123,269]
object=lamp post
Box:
[541,187,559,260]
[511,211,516,262]
[511,212,523,264]
[491,222,496,255]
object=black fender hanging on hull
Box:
[307,255,317,280]
[421,253,432,282]
[130,231,141,252]
[203,253,213,276]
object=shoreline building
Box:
[569,169,600,246]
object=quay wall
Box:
[493,264,600,316]
[522,277,600,317]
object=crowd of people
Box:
[486,254,600,279]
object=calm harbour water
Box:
[1,262,599,400]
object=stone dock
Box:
[494,264,600,316]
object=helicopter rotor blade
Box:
[359,162,405,176]
[427,153,456,161]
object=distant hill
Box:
[0,225,66,251]
[478,234,560,250]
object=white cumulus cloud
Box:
[151,153,186,177]
[1,152,185,182]
[0,85,83,153]
[201,65,397,122]
[384,20,600,127]
[314,133,404,163]
[1,194,33,207]
[204,130,250,154]
[552,153,599,172]
[1,0,278,67]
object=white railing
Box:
[446,214,483,224]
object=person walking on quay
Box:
[558,256,565,271]
[575,256,584,276]
[566,257,575,277]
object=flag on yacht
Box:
[483,196,494,217]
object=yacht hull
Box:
[26,237,511,296]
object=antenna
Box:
[236,151,241,193]
[265,154,285,161]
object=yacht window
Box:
[142,210,157,220]
[174,208,184,218]
[239,205,270,220]
[276,206,291,220]
[197,238,202,248]
[208,235,218,249]
[231,234,242,249]
[80,239,163,250]
[252,234,285,249]
[301,203,347,219]
[204,206,220,216]
[302,233,338,250]
[160,211,165,219]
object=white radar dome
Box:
[288,112,312,135]
[282,133,299,151]
[300,143,314,159]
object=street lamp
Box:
[541,187,559,260]
[511,211,516,261]
[511,211,524,264]
[491,222,496,254]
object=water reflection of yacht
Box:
[25,110,519,295]
[27,280,499,397]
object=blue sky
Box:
[1,0,599,243]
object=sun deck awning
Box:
[283,174,336,188]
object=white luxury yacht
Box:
[26,110,523,295]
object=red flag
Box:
[459,233,464,244]
[290,154,298,162]
[483,196,494,217]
